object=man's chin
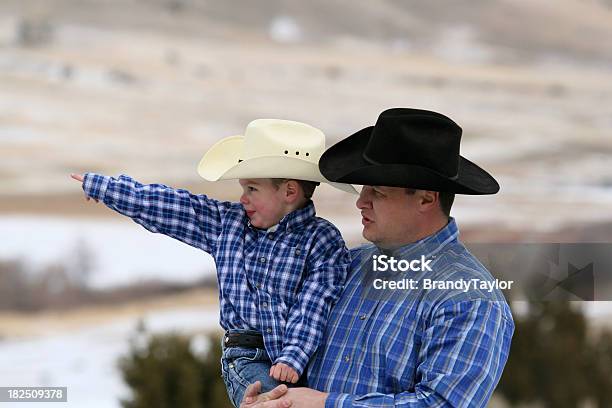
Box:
[362,228,377,243]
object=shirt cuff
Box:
[274,345,310,377]
[325,393,352,408]
[82,173,111,201]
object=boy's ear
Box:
[284,180,300,204]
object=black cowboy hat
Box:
[319,108,499,195]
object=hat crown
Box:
[242,119,325,163]
[363,108,462,178]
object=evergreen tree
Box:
[497,301,612,408]
[118,327,232,408]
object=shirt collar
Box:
[278,200,316,231]
[266,224,279,233]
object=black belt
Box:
[224,331,265,348]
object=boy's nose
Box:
[240,194,249,205]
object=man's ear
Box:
[418,190,439,213]
[284,180,300,204]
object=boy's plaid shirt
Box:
[83,173,350,376]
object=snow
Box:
[269,16,303,43]
[0,307,220,408]
[0,216,216,289]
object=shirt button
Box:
[256,283,262,289]
[268,234,273,239]
[344,355,351,362]
[266,328,272,333]
[262,302,268,308]
[359,314,366,320]
[260,257,266,263]
[294,249,301,255]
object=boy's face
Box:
[238,178,290,229]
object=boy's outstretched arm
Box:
[70,172,225,254]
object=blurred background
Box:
[1,0,611,407]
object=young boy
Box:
[71,119,353,407]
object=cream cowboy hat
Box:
[198,119,356,193]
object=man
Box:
[240,108,514,408]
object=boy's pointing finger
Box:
[70,173,84,182]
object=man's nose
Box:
[356,189,371,209]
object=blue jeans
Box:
[220,334,282,408]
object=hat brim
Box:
[319,127,500,195]
[198,135,357,194]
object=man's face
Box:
[239,178,287,229]
[356,186,422,249]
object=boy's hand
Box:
[70,173,98,203]
[269,363,299,383]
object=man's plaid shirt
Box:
[307,218,514,407]
[82,173,350,376]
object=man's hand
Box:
[240,383,328,408]
[240,381,290,408]
[270,363,299,383]
[70,173,98,203]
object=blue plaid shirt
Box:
[308,218,514,408]
[82,173,350,376]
